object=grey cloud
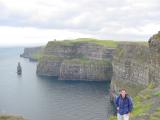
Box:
[0,0,160,40]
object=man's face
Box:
[120,90,126,98]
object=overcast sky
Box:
[0,0,160,46]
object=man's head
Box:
[120,89,127,98]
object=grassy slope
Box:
[109,84,160,120]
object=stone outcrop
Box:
[36,40,115,81]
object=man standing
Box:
[115,89,133,120]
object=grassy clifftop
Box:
[47,38,118,48]
[35,38,117,61]
[40,38,117,64]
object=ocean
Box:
[0,47,112,120]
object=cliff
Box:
[20,47,44,61]
[110,43,150,96]
[36,38,116,81]
[109,32,160,120]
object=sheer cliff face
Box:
[111,32,160,96]
[59,60,112,81]
[113,44,150,84]
[44,42,114,60]
[36,41,114,81]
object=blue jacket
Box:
[115,95,133,115]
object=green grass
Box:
[108,116,117,120]
[150,107,160,120]
[39,54,112,67]
[30,47,44,61]
[154,92,160,97]
[32,52,43,60]
[47,40,74,47]
[147,82,156,89]
[63,58,111,65]
[118,41,148,47]
[47,38,118,48]
[39,55,64,62]
[74,38,118,48]
[0,115,25,120]
[132,99,152,117]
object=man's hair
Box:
[119,88,126,92]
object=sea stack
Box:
[17,62,22,75]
